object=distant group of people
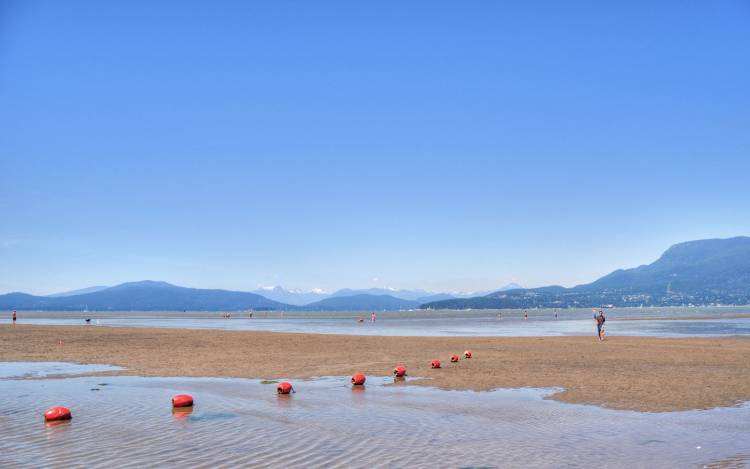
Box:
[356,312,377,323]
[515,308,606,341]
[522,309,558,319]
[220,311,258,319]
[9,309,99,326]
[8,307,607,341]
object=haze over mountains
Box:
[1,237,749,311]
[0,281,523,311]
[423,237,750,309]
[304,294,420,311]
[249,285,522,306]
[1,281,289,311]
[47,286,110,298]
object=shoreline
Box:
[615,313,750,321]
[2,324,749,412]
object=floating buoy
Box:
[450,354,459,363]
[351,373,366,386]
[393,366,407,377]
[431,359,441,369]
[44,406,71,422]
[464,350,472,359]
[171,394,194,408]
[277,382,294,394]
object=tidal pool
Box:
[1,372,748,468]
[0,362,125,379]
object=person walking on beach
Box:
[524,310,528,320]
[596,311,606,341]
[371,312,376,322]
[12,310,17,324]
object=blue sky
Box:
[1,1,749,295]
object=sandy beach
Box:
[2,324,749,412]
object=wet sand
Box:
[2,324,749,412]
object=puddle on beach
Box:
[0,362,125,379]
[1,370,749,468]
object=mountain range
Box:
[248,284,521,306]
[304,294,420,311]
[47,286,110,297]
[1,281,521,311]
[2,281,289,311]
[2,237,749,311]
[422,236,750,309]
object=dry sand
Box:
[2,324,749,412]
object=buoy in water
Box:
[44,406,71,422]
[172,394,194,408]
[277,382,294,394]
[393,366,407,377]
[450,354,459,363]
[351,373,366,385]
[464,350,472,359]
[431,359,441,369]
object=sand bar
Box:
[2,324,749,412]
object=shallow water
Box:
[0,362,124,379]
[4,307,750,337]
[1,372,749,468]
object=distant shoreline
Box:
[614,313,750,321]
[6,305,750,316]
[2,324,749,413]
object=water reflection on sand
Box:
[0,362,125,379]
[1,374,749,468]
[4,307,750,337]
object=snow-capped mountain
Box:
[251,286,330,306]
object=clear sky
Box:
[1,1,749,295]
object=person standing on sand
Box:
[371,312,376,322]
[596,311,606,341]
[12,310,17,324]
[524,310,528,320]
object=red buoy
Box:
[393,366,407,377]
[172,394,194,408]
[277,382,294,394]
[450,354,459,363]
[464,350,472,359]
[351,373,366,386]
[44,406,71,422]
[431,359,441,369]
